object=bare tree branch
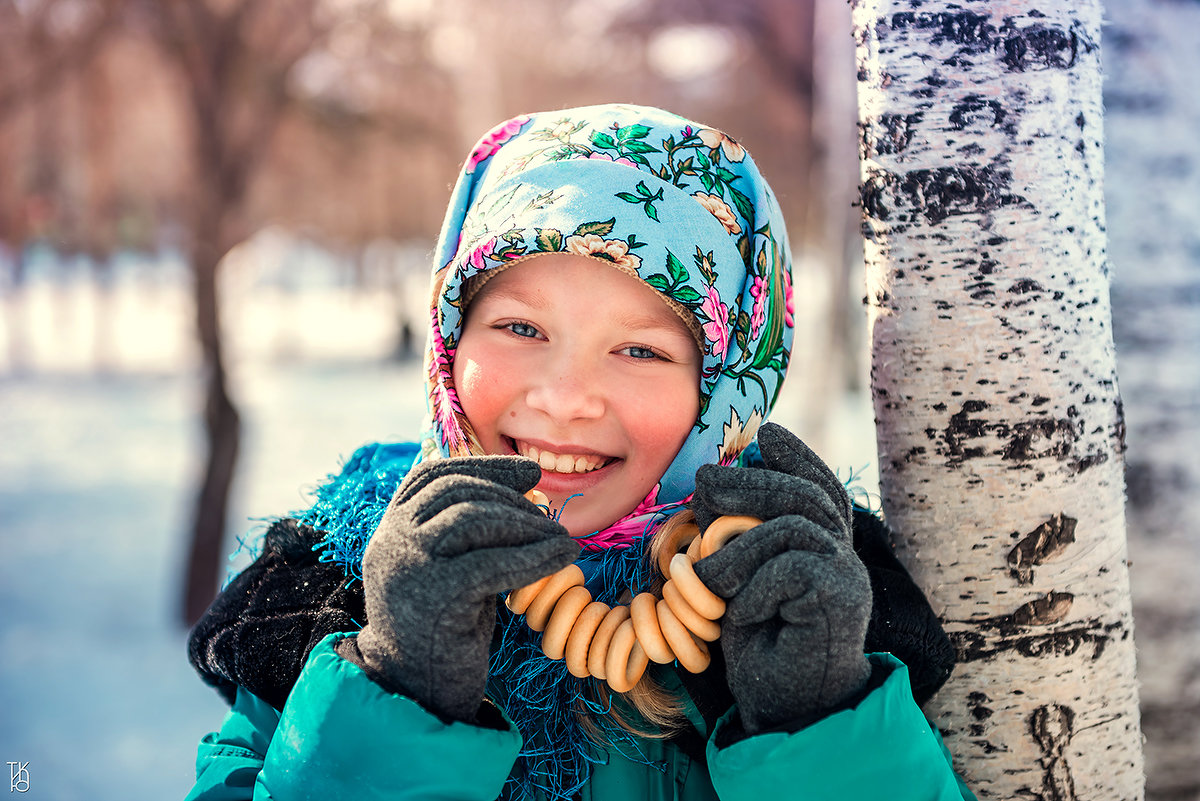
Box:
[0,0,123,121]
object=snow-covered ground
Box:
[0,362,428,801]
[0,241,431,800]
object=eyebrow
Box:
[480,283,548,309]
[615,311,693,338]
[480,282,693,340]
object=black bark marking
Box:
[1113,398,1126,454]
[941,401,1079,466]
[860,170,894,223]
[948,95,1007,130]
[1067,450,1107,475]
[966,592,1075,633]
[1011,591,1075,626]
[950,618,1113,664]
[897,165,1023,225]
[890,11,996,52]
[1008,278,1044,294]
[888,13,1096,77]
[972,739,1006,754]
[1030,704,1077,801]
[863,113,924,156]
[968,691,994,721]
[944,399,991,464]
[966,280,995,300]
[1008,514,1077,585]
[1002,23,1096,73]
[1001,418,1079,462]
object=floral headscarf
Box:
[421,103,794,547]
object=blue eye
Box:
[507,322,540,338]
[623,345,661,360]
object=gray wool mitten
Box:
[341,456,579,723]
[691,423,872,734]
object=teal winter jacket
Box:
[186,633,973,801]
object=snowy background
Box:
[0,241,433,800]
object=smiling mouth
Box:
[505,437,618,475]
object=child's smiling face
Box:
[452,253,702,537]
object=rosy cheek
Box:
[622,379,698,469]
[455,354,484,406]
[454,343,513,452]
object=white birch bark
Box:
[1103,0,1200,797]
[850,1,1144,798]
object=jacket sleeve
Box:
[705,654,975,801]
[186,685,280,801]
[186,633,523,801]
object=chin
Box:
[552,501,602,539]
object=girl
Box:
[186,104,971,801]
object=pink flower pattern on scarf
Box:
[700,286,731,360]
[749,274,768,337]
[466,115,532,174]
[782,263,794,327]
[427,307,474,457]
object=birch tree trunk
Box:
[851,1,1144,798]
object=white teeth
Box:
[515,440,607,474]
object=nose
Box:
[525,357,606,424]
